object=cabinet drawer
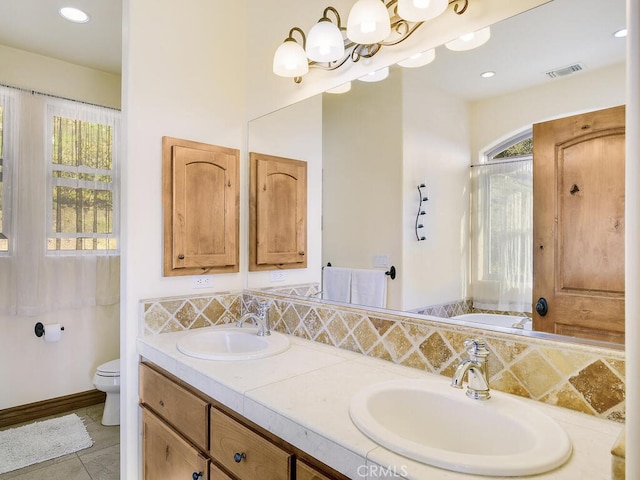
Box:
[140,363,209,451]
[210,463,235,480]
[142,408,209,480]
[210,408,292,480]
[297,460,335,480]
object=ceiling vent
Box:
[545,63,586,79]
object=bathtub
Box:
[452,313,532,331]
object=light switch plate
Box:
[373,255,389,268]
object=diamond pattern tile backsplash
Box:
[141,289,625,422]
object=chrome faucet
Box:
[236,301,271,336]
[451,338,491,400]
[511,317,532,329]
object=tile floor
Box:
[0,403,120,480]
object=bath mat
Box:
[0,413,93,474]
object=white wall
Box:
[122,0,246,476]
[322,71,404,309]
[402,68,471,310]
[0,46,121,409]
[0,44,121,109]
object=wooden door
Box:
[249,152,307,270]
[142,408,209,480]
[533,105,625,343]
[163,137,239,276]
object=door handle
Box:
[535,297,548,317]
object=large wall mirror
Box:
[247,0,626,348]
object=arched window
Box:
[470,130,533,313]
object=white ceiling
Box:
[0,0,626,95]
[0,0,122,75]
[419,0,627,100]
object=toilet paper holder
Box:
[34,322,65,338]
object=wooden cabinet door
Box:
[142,408,209,480]
[163,137,239,276]
[533,105,625,343]
[139,363,209,451]
[250,152,307,271]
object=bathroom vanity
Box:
[138,328,621,479]
[139,361,343,480]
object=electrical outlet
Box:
[269,270,287,282]
[192,276,213,289]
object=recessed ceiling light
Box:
[59,7,91,23]
[613,28,627,38]
[481,71,495,78]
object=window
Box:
[0,89,15,254]
[471,130,533,313]
[47,106,119,253]
[0,102,6,252]
[0,86,120,316]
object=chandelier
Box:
[273,0,489,83]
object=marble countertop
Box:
[137,327,621,480]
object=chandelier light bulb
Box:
[326,82,352,94]
[357,66,389,82]
[306,19,345,62]
[347,0,391,45]
[445,26,491,51]
[397,48,435,68]
[273,39,309,77]
[397,0,448,22]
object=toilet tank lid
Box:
[97,359,120,374]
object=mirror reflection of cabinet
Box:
[249,152,307,271]
[162,137,239,276]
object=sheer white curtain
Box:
[470,159,533,313]
[0,86,120,316]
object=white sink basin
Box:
[176,326,290,361]
[349,378,572,476]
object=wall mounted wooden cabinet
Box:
[163,137,239,276]
[249,152,307,271]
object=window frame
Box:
[0,88,17,255]
[45,102,120,255]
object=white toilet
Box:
[93,359,120,426]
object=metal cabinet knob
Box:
[535,297,549,317]
[234,452,246,463]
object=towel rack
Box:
[415,183,428,241]
[385,266,396,280]
[325,262,396,280]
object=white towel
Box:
[350,269,387,308]
[322,267,352,303]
